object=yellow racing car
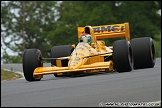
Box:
[22,22,156,81]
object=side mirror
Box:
[72,44,76,48]
[91,43,95,47]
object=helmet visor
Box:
[82,37,88,43]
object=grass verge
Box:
[1,68,23,81]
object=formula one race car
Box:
[22,22,156,81]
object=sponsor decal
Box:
[93,25,125,33]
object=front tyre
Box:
[113,40,133,72]
[23,49,43,81]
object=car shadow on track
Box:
[40,71,119,81]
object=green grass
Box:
[1,68,23,81]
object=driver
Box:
[79,33,92,45]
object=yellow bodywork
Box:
[33,23,130,78]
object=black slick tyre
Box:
[51,45,74,77]
[130,37,156,69]
[23,49,43,81]
[113,40,133,72]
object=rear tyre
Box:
[113,40,133,72]
[23,49,43,81]
[130,37,156,69]
[51,45,74,77]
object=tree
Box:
[2,51,22,63]
[56,1,161,45]
[1,1,161,63]
[114,1,161,39]
[1,1,58,63]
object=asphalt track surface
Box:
[1,58,161,107]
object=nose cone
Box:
[68,57,83,70]
[68,42,94,70]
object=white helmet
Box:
[80,33,92,45]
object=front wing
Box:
[33,60,114,78]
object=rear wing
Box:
[78,23,130,42]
